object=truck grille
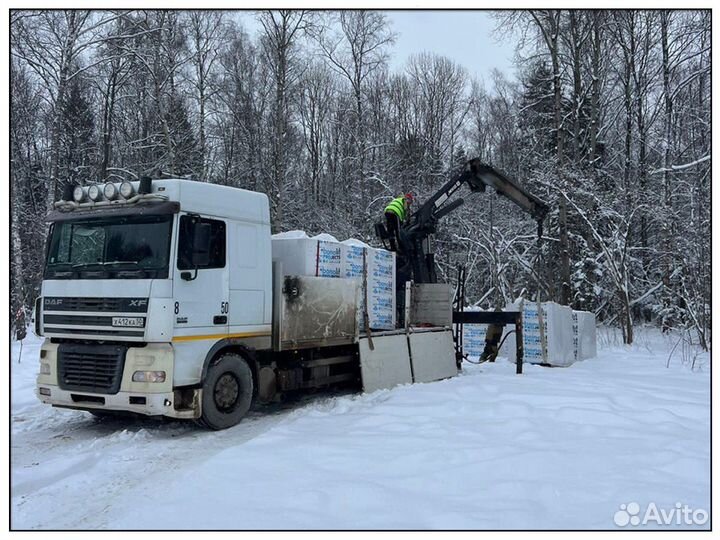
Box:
[57,344,127,394]
[44,297,149,313]
[42,297,148,340]
[45,314,116,326]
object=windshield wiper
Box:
[72,260,140,268]
[101,261,142,267]
[48,263,74,271]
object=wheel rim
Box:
[214,373,240,412]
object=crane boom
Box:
[414,158,549,237]
[375,158,549,285]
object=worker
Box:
[479,322,503,362]
[384,193,413,251]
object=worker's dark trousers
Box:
[385,212,401,251]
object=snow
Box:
[341,238,371,248]
[311,232,339,242]
[272,230,341,243]
[11,328,710,530]
[271,229,309,240]
[271,230,367,246]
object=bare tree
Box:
[312,11,395,214]
[298,60,335,204]
[186,11,226,179]
[258,9,311,231]
[11,10,120,207]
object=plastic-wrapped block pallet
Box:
[457,308,488,360]
[342,244,367,329]
[271,238,341,277]
[457,307,518,360]
[366,248,395,329]
[572,310,597,361]
[506,301,576,367]
[272,236,396,330]
[462,324,487,360]
[340,242,396,330]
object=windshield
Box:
[45,214,173,279]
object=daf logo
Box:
[44,298,63,306]
[128,299,148,307]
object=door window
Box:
[177,216,226,270]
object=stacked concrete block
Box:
[506,301,576,367]
[572,310,597,361]
[272,236,396,330]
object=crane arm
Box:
[412,158,549,234]
[375,157,550,286]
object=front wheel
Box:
[199,353,254,430]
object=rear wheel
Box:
[199,353,254,430]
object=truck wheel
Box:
[200,353,254,430]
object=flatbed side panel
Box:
[410,283,453,327]
[278,275,359,351]
[408,329,458,383]
[358,334,413,393]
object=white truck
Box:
[34,178,458,429]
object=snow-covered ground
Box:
[11,328,710,530]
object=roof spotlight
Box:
[72,185,85,202]
[88,185,102,202]
[119,181,135,199]
[104,183,118,200]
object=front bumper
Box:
[36,340,200,419]
[36,386,198,418]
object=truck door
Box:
[173,214,229,337]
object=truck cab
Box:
[36,179,274,428]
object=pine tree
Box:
[165,92,200,177]
[60,71,96,186]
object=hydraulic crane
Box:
[376,158,548,285]
[375,158,550,368]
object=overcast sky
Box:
[236,10,518,85]
[384,11,517,82]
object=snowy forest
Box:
[9,9,711,347]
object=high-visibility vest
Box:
[384,196,407,221]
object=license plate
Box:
[112,317,145,328]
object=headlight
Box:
[73,186,85,202]
[88,185,102,201]
[119,181,135,199]
[132,371,166,383]
[104,183,118,200]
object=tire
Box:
[199,353,254,430]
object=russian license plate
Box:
[112,317,145,328]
